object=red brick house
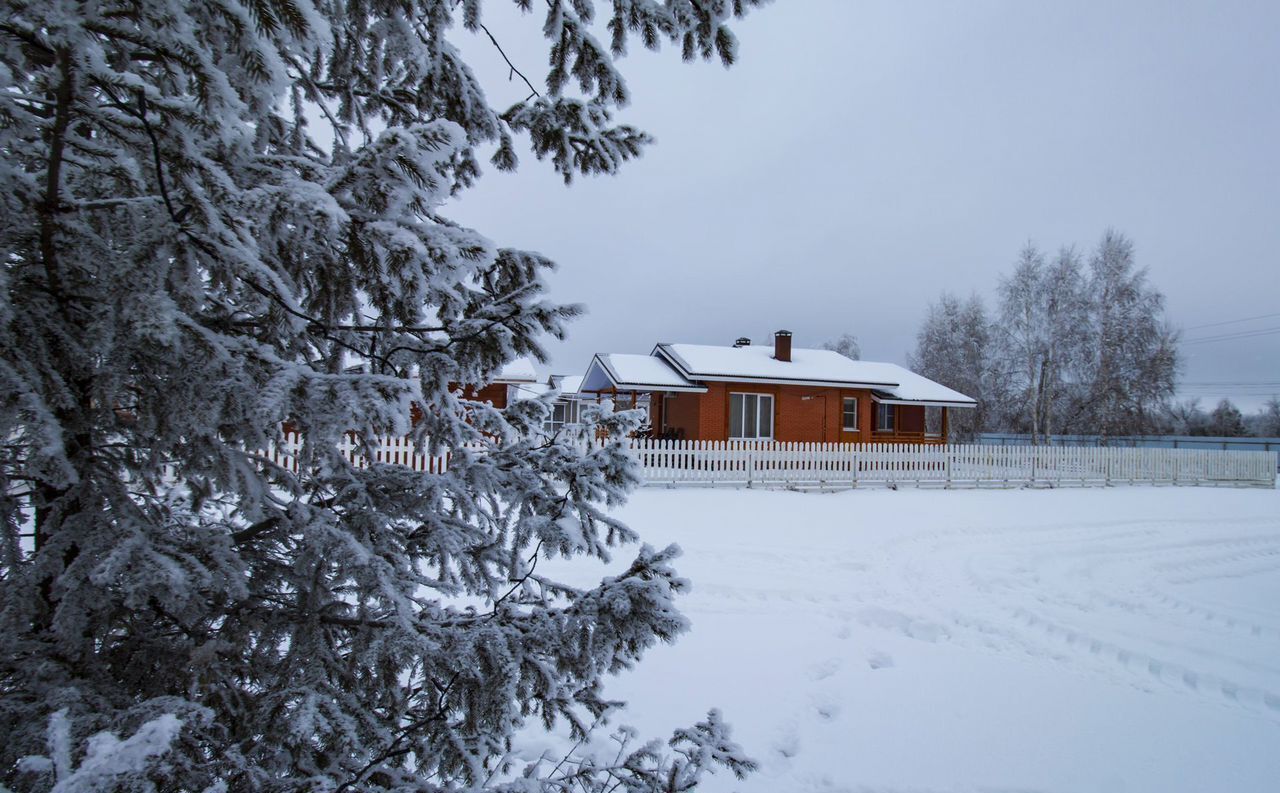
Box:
[459,357,538,408]
[578,331,975,444]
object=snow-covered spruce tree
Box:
[0,2,765,790]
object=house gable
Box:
[580,353,707,394]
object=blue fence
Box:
[977,433,1280,456]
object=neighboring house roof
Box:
[491,356,537,384]
[653,343,900,390]
[510,374,590,403]
[508,382,551,401]
[581,353,708,393]
[555,374,585,396]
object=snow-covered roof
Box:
[580,354,707,393]
[508,382,551,401]
[574,342,975,406]
[491,356,537,384]
[510,374,589,402]
[654,343,900,389]
[860,364,977,406]
[556,374,585,396]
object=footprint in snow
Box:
[867,649,894,670]
[811,691,843,721]
[771,724,800,762]
[808,657,842,681]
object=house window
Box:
[842,397,859,432]
[662,393,676,430]
[876,402,895,432]
[925,406,943,437]
[544,401,579,434]
[729,393,774,440]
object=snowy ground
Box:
[542,486,1280,793]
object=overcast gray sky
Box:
[449,0,1280,411]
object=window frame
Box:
[925,405,943,438]
[661,393,676,431]
[875,402,896,433]
[841,396,859,432]
[728,392,775,440]
[543,399,580,435]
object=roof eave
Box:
[583,383,708,394]
[871,394,977,408]
[685,374,900,389]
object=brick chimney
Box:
[773,329,792,362]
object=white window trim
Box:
[729,391,774,440]
[841,396,859,432]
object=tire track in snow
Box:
[1009,605,1280,718]
[864,509,1280,719]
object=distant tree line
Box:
[910,230,1190,442]
[1165,396,1280,438]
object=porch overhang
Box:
[870,390,977,409]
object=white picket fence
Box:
[260,434,1276,490]
[264,432,453,474]
[628,439,1278,490]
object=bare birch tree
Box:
[1258,396,1280,437]
[909,293,992,440]
[823,333,862,360]
[1081,230,1180,439]
[993,244,1089,443]
[1207,398,1248,437]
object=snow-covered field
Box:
[549,486,1280,792]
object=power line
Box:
[1179,391,1280,396]
[1181,380,1280,386]
[1182,325,1280,345]
[1183,311,1280,331]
